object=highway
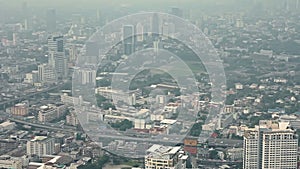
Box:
[0,83,65,109]
[9,118,78,133]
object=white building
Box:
[145,144,188,169]
[61,93,83,105]
[73,67,96,85]
[136,22,144,42]
[0,121,16,132]
[38,104,66,123]
[24,71,38,84]
[38,64,57,84]
[26,136,55,157]
[243,120,298,169]
[134,119,146,129]
[66,113,79,126]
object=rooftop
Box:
[31,136,48,142]
[146,144,181,160]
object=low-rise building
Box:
[38,104,66,123]
[0,121,16,132]
[145,144,188,169]
[0,158,22,169]
[10,103,29,116]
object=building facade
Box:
[243,120,298,169]
[26,136,55,157]
[10,103,29,116]
[145,144,188,169]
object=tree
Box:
[209,150,219,160]
[190,122,203,136]
[111,119,133,131]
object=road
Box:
[9,118,78,133]
[0,83,65,109]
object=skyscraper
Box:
[38,64,57,83]
[47,36,67,79]
[123,25,135,55]
[243,120,298,169]
[152,13,160,37]
[46,9,56,33]
[136,22,144,42]
[171,7,183,18]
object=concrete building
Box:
[243,120,298,169]
[38,104,66,123]
[26,136,55,157]
[227,148,243,161]
[10,103,29,116]
[28,155,63,169]
[47,36,67,79]
[24,71,38,84]
[136,22,144,42]
[0,121,16,132]
[73,67,96,85]
[38,64,57,84]
[66,113,79,126]
[60,93,83,106]
[145,144,188,169]
[123,25,135,55]
[0,158,22,169]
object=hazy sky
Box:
[0,0,292,23]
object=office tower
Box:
[24,19,29,30]
[55,53,68,79]
[46,9,56,33]
[243,120,298,169]
[153,40,160,53]
[38,64,56,83]
[69,45,77,62]
[123,25,135,55]
[96,9,101,22]
[80,40,100,65]
[26,136,55,157]
[136,22,144,42]
[162,22,169,40]
[162,22,175,40]
[22,1,30,30]
[22,1,28,16]
[48,35,64,52]
[74,67,96,85]
[96,9,105,26]
[171,7,183,18]
[152,13,160,37]
[12,33,17,46]
[47,36,68,79]
[145,144,188,169]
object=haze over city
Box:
[0,0,299,169]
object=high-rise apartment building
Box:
[26,136,55,157]
[123,25,135,55]
[38,64,57,83]
[243,120,298,169]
